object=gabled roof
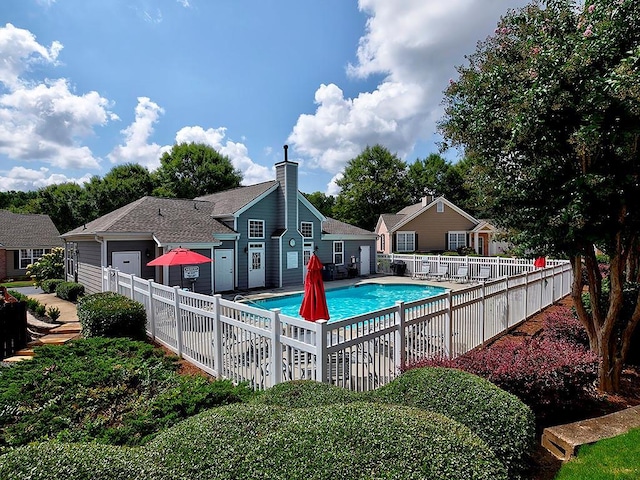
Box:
[384,196,480,233]
[378,214,405,231]
[0,210,62,249]
[195,181,278,216]
[61,196,235,244]
[322,218,376,237]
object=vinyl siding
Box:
[75,241,102,294]
[401,206,476,252]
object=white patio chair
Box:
[472,266,491,283]
[413,260,431,280]
[431,264,449,281]
[451,265,469,283]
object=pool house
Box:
[103,253,572,392]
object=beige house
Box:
[375,196,508,255]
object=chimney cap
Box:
[283,144,288,162]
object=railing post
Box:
[270,309,282,387]
[394,301,406,369]
[505,277,510,329]
[480,282,486,343]
[445,290,453,358]
[128,273,135,300]
[147,279,156,340]
[316,320,328,383]
[212,294,222,377]
[173,286,183,357]
[524,272,529,318]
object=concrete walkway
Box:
[3,293,81,363]
[542,405,640,460]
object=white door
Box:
[359,245,371,276]
[214,249,234,292]
[303,242,314,279]
[112,251,141,277]
[248,243,265,288]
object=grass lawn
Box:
[554,427,640,479]
[0,280,34,288]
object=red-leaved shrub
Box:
[542,308,590,347]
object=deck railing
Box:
[103,257,572,392]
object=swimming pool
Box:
[253,283,447,321]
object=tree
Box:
[333,145,410,231]
[29,183,90,234]
[153,143,242,199]
[303,191,335,218]
[84,163,156,219]
[439,0,640,392]
[26,247,65,287]
[406,153,470,209]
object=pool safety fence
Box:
[103,258,572,392]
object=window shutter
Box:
[414,233,418,252]
[392,234,396,252]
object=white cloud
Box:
[177,0,191,8]
[108,97,169,169]
[0,165,90,192]
[288,0,530,192]
[175,125,273,185]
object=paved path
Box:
[542,405,640,460]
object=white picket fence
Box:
[103,257,572,392]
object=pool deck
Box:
[227,273,472,302]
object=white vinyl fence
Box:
[103,257,571,392]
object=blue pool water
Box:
[253,283,447,322]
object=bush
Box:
[370,367,535,479]
[35,303,46,317]
[55,281,84,302]
[41,278,65,294]
[253,380,364,408]
[26,247,64,287]
[46,306,61,321]
[7,290,27,302]
[25,297,40,312]
[146,402,507,480]
[78,292,146,340]
[543,308,589,347]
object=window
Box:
[396,232,415,252]
[248,219,264,239]
[19,248,46,269]
[333,241,344,265]
[448,232,467,251]
[436,201,444,213]
[300,221,313,238]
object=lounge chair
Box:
[451,265,469,283]
[472,266,491,283]
[431,265,449,281]
[413,260,431,280]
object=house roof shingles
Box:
[322,217,375,236]
[0,210,62,248]
[62,197,235,244]
[195,181,278,216]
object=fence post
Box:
[128,273,135,301]
[445,290,453,358]
[524,272,529,318]
[505,277,510,329]
[147,279,156,340]
[212,294,222,378]
[394,301,406,369]
[316,320,328,383]
[270,309,282,387]
[173,286,183,357]
[480,282,486,343]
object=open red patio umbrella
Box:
[299,253,330,322]
[147,247,212,289]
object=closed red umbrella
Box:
[147,247,212,288]
[534,256,546,268]
[299,253,330,322]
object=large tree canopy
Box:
[153,143,242,199]
[333,145,411,231]
[440,0,640,392]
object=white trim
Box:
[321,234,377,241]
[436,201,444,213]
[333,240,344,265]
[248,219,265,239]
[300,221,313,238]
[396,231,416,252]
[448,231,468,250]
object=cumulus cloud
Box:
[0,23,114,171]
[288,0,530,193]
[0,165,91,192]
[175,125,273,185]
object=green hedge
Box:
[55,281,85,302]
[368,367,536,479]
[146,402,507,480]
[41,278,65,294]
[252,379,364,408]
[77,292,146,340]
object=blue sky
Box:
[0,0,530,195]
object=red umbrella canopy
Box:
[147,247,213,267]
[299,254,330,322]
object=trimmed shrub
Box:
[35,303,46,317]
[253,380,364,408]
[420,337,598,423]
[7,290,27,302]
[0,442,162,480]
[78,292,146,340]
[543,308,589,347]
[25,297,40,312]
[41,278,65,294]
[46,306,61,321]
[55,281,85,302]
[370,367,535,479]
[146,402,507,480]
